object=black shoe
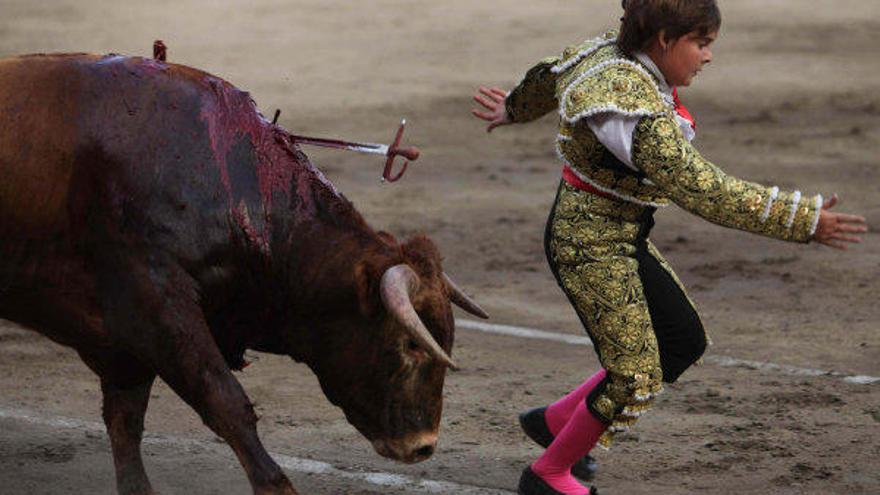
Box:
[519,407,599,481]
[518,466,599,495]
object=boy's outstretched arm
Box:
[472,55,561,132]
[632,114,868,247]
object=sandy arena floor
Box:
[0,1,878,494]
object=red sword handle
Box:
[393,147,420,161]
[382,120,420,182]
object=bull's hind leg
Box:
[101,378,157,495]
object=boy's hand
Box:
[813,194,868,250]
[471,86,512,133]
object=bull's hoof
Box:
[518,407,598,481]
[254,476,299,495]
[517,466,599,495]
[254,487,299,495]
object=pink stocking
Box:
[544,368,606,436]
[531,399,606,494]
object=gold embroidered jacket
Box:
[505,32,823,243]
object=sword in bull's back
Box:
[150,42,420,183]
[277,112,420,183]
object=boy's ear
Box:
[658,29,670,51]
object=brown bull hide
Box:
[0,53,479,494]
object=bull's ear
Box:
[354,261,380,318]
[376,230,398,247]
[401,235,442,275]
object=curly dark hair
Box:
[618,0,721,55]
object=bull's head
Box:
[298,235,487,464]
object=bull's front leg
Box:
[101,378,157,495]
[78,350,158,495]
[96,255,297,495]
[160,358,297,495]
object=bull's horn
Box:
[380,265,459,370]
[443,273,489,319]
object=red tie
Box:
[672,87,696,130]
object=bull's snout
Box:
[371,431,438,464]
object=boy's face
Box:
[658,30,717,87]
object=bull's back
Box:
[0,55,92,238]
[0,54,243,251]
[0,54,241,344]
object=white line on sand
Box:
[3,322,874,495]
[0,407,514,495]
[456,319,880,385]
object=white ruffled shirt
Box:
[585,52,696,171]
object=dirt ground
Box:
[0,0,878,494]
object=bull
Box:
[0,52,488,494]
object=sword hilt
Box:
[382,119,419,183]
[392,146,420,161]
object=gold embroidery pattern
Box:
[556,49,666,123]
[553,30,618,73]
[506,38,676,205]
[557,121,670,207]
[505,56,560,123]
[505,33,627,125]
[632,116,820,242]
[549,183,665,448]
[554,43,671,205]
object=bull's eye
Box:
[407,339,420,352]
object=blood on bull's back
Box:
[0,53,310,267]
[0,53,293,346]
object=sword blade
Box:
[291,135,389,156]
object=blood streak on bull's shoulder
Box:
[196,73,341,252]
